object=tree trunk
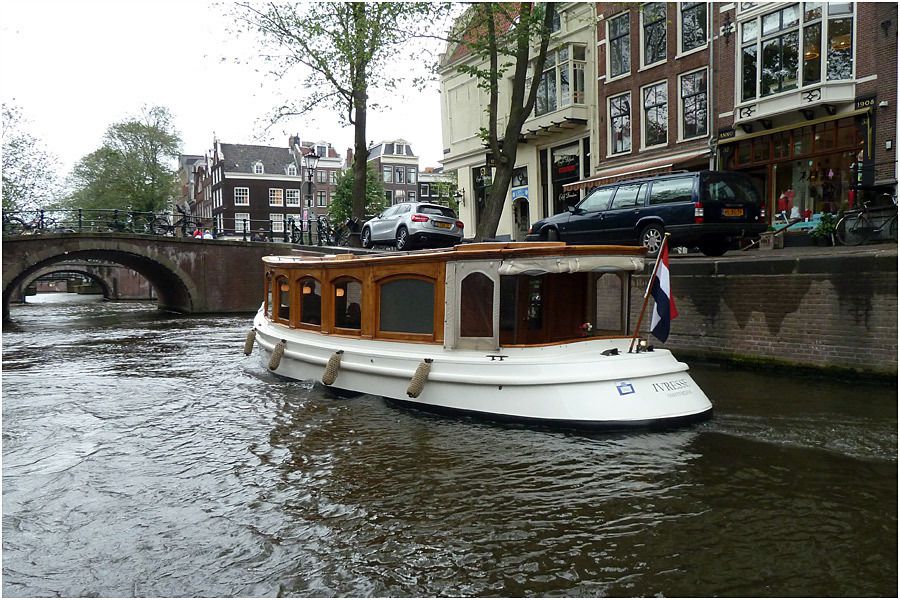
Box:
[350,90,368,247]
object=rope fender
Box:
[407,358,433,398]
[243,328,257,356]
[268,339,286,371]
[321,350,345,385]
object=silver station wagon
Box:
[361,202,464,250]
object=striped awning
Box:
[563,149,709,192]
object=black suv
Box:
[525,170,766,256]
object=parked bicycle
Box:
[315,216,355,246]
[836,195,898,246]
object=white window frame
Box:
[286,164,297,176]
[608,91,632,156]
[606,11,631,82]
[234,187,250,206]
[678,67,709,142]
[235,212,250,233]
[286,189,300,206]
[253,162,264,174]
[269,188,284,207]
[677,2,710,58]
[383,165,393,183]
[640,3,667,69]
[641,80,668,150]
[409,191,416,203]
[421,183,430,197]
[316,145,327,158]
[395,143,406,155]
[270,213,284,233]
[407,167,417,184]
[330,171,337,185]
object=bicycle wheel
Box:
[836,214,870,246]
[2,216,28,236]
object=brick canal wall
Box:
[631,246,898,376]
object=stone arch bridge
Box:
[2,233,334,321]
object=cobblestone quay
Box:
[634,244,898,377]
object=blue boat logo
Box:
[616,381,635,396]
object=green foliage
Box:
[811,213,838,239]
[65,105,181,213]
[2,103,61,212]
[328,166,386,224]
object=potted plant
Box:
[810,213,838,246]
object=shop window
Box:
[814,122,835,152]
[460,273,494,338]
[773,131,791,160]
[642,3,666,66]
[608,12,630,78]
[333,277,362,331]
[836,119,858,149]
[737,140,753,165]
[299,277,321,326]
[753,138,770,163]
[379,277,434,335]
[793,126,813,156]
[826,16,853,80]
[276,276,290,321]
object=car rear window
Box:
[417,205,456,217]
[649,177,695,205]
[702,173,761,204]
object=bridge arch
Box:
[3,234,199,321]
[20,266,115,300]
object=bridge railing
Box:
[1,208,213,238]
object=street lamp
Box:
[303,151,320,211]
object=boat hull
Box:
[252,310,712,429]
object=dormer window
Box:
[253,162,264,174]
[287,164,297,176]
[395,143,406,155]
[316,145,327,157]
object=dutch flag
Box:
[649,241,678,342]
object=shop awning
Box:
[562,149,709,192]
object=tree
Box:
[233,2,439,241]
[2,103,61,212]
[329,165,385,224]
[449,4,556,241]
[66,105,181,213]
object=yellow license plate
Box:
[434,221,451,229]
[723,207,744,217]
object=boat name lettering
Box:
[652,379,690,393]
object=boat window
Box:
[499,276,518,343]
[276,276,290,321]
[333,277,362,331]
[594,273,626,334]
[460,273,493,337]
[266,272,274,319]
[379,277,434,334]
[299,277,321,326]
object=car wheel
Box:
[361,227,373,249]
[544,228,559,241]
[639,223,664,256]
[396,226,410,251]
[699,239,730,257]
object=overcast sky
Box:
[1,0,447,178]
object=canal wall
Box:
[632,245,898,377]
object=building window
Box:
[608,12,631,79]
[407,167,417,184]
[535,44,587,116]
[740,3,852,101]
[409,191,416,203]
[395,166,405,184]
[383,165,392,183]
[385,190,393,203]
[235,212,250,233]
[420,183,430,197]
[269,188,284,206]
[680,2,708,53]
[234,187,249,206]
[316,145,327,158]
[643,81,668,148]
[680,69,708,139]
[253,162,264,174]
[395,143,406,155]
[286,189,300,206]
[315,170,326,184]
[548,4,561,33]
[287,164,297,176]
[609,93,632,154]
[330,171,337,185]
[642,3,667,66]
[270,213,284,233]
[317,191,327,207]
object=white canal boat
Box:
[247,242,712,429]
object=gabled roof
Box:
[219,143,295,174]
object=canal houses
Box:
[438,2,898,238]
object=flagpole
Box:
[628,233,670,353]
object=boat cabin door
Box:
[444,261,500,351]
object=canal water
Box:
[2,294,896,597]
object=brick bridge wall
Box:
[632,249,898,376]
